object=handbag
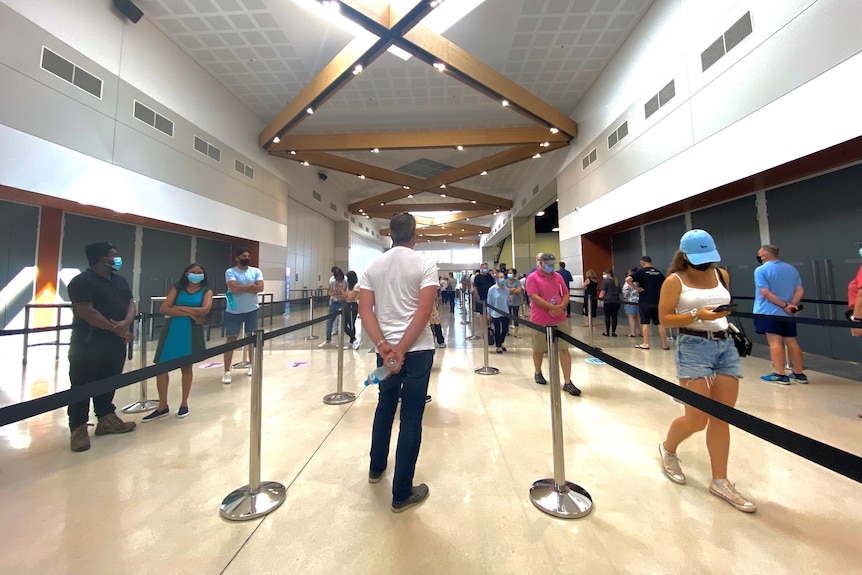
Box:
[715,269,752,357]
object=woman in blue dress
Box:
[143,263,213,421]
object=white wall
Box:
[287,199,335,292]
[349,233,386,277]
[549,0,862,269]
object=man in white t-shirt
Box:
[360,212,437,513]
[222,247,264,384]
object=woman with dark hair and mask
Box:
[656,229,756,513]
[144,263,213,421]
[344,270,361,350]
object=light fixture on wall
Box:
[536,211,545,216]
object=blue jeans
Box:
[324,301,343,341]
[370,349,435,502]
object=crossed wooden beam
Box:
[259,0,577,240]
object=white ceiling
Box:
[134,0,654,228]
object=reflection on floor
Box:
[1,303,860,575]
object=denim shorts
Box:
[624,304,639,316]
[675,333,743,380]
[224,309,258,338]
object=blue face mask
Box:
[543,264,555,273]
[507,274,514,279]
[481,268,489,274]
[109,256,122,271]
[187,273,204,284]
[498,278,505,285]
[858,248,862,258]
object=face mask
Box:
[107,256,122,271]
[239,258,251,266]
[689,261,712,272]
[507,274,514,279]
[187,273,204,284]
[756,255,763,264]
[543,264,555,273]
[498,278,505,285]
[481,268,488,274]
[858,248,862,258]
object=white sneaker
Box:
[436,342,447,348]
[318,341,333,348]
[352,339,361,350]
[247,366,253,377]
[659,442,685,484]
[710,479,757,513]
[222,372,232,385]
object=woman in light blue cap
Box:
[656,229,757,513]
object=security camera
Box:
[318,172,328,182]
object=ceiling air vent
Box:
[194,136,220,162]
[344,211,349,219]
[396,158,455,178]
[312,191,321,201]
[40,46,103,99]
[701,11,753,72]
[608,121,629,150]
[350,217,356,223]
[134,100,173,137]
[330,202,337,212]
[532,185,539,196]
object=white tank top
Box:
[673,270,730,332]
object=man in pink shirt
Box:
[525,253,581,396]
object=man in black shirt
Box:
[627,256,668,350]
[67,242,137,452]
[472,262,495,314]
[556,262,575,317]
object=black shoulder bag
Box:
[716,269,752,357]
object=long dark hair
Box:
[346,270,358,290]
[175,262,209,292]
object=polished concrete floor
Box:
[1,302,860,575]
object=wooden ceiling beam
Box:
[399,27,578,139]
[361,202,497,218]
[427,210,494,225]
[430,186,513,210]
[429,142,569,186]
[383,222,490,234]
[272,151,427,190]
[416,238,480,246]
[259,35,385,148]
[270,127,568,153]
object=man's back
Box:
[632,266,665,304]
[361,246,436,352]
[754,260,801,316]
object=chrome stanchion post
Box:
[221,329,286,520]
[466,293,481,340]
[460,291,469,325]
[475,301,499,375]
[529,326,593,519]
[324,306,356,405]
[587,295,595,348]
[22,305,30,367]
[304,296,319,341]
[122,312,158,414]
[54,306,62,361]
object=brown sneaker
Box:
[70,425,90,452]
[94,413,137,435]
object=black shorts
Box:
[754,317,797,338]
[639,304,660,325]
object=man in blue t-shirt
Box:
[754,244,806,384]
[222,247,264,384]
[556,262,574,317]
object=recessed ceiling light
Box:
[552,227,560,232]
[289,150,296,155]
[380,202,384,206]
[352,64,363,75]
[532,153,541,159]
[440,184,446,188]
[471,200,476,204]
[306,107,314,115]
[501,100,509,107]
[408,194,413,198]
[540,141,550,147]
[358,174,365,179]
[440,194,446,198]
[371,148,379,153]
[536,211,545,216]
[433,62,446,72]
[480,170,487,176]
[403,185,409,189]
[456,145,463,151]
[272,136,280,144]
[549,127,559,134]
[301,161,309,166]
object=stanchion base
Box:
[220,481,287,521]
[474,366,499,375]
[465,335,482,340]
[323,391,357,405]
[232,361,251,369]
[304,335,320,340]
[459,320,469,325]
[121,400,159,414]
[529,479,593,519]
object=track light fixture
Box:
[272,136,280,144]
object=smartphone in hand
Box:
[712,304,739,313]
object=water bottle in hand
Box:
[365,358,398,386]
[225,290,236,310]
[550,296,557,305]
